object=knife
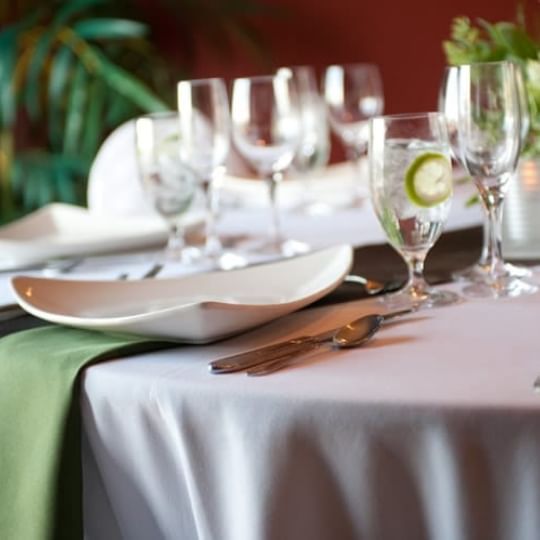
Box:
[209,307,415,374]
[209,329,336,374]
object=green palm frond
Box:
[0,29,18,128]
[82,79,107,160]
[73,18,147,40]
[0,0,269,221]
[48,45,73,147]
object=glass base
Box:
[379,285,461,310]
[203,234,249,270]
[502,262,532,278]
[190,248,248,271]
[163,245,201,265]
[453,261,532,282]
[214,251,249,270]
[280,239,310,257]
[462,275,538,299]
[163,242,248,271]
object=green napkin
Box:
[0,325,173,540]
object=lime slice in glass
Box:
[404,152,453,207]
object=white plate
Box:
[0,203,201,271]
[11,244,353,342]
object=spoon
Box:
[344,274,386,294]
[333,314,383,347]
[246,307,414,376]
[344,274,403,295]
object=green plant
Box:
[443,14,540,157]
[0,0,268,223]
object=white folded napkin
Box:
[87,119,154,217]
[0,203,170,271]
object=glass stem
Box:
[267,172,283,246]
[405,253,429,299]
[345,143,366,202]
[476,177,506,278]
[478,218,490,267]
[201,177,221,256]
[166,221,185,260]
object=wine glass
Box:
[231,73,307,256]
[323,63,383,202]
[135,112,198,263]
[277,67,330,174]
[455,60,537,297]
[369,112,460,309]
[440,63,532,282]
[439,66,461,158]
[276,66,331,214]
[177,77,245,269]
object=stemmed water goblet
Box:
[277,66,330,213]
[369,112,460,309]
[135,112,198,264]
[323,63,384,203]
[440,62,532,282]
[455,60,537,297]
[177,77,245,269]
[231,73,307,256]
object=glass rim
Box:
[277,64,315,72]
[324,62,380,71]
[177,77,225,87]
[370,111,444,122]
[453,60,514,69]
[232,74,285,84]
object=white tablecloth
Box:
[21,168,540,539]
[81,288,540,540]
[83,177,540,540]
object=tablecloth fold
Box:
[0,325,172,540]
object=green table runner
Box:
[0,326,172,540]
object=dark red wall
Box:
[189,0,518,114]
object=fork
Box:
[117,262,163,280]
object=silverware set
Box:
[2,251,414,376]
[209,307,416,376]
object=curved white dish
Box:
[0,203,201,271]
[11,245,353,342]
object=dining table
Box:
[2,169,540,540]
